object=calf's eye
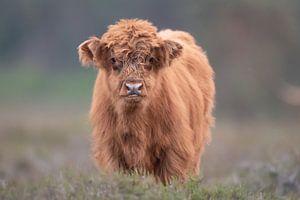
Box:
[110,57,122,72]
[144,56,156,71]
[111,57,116,64]
[149,57,155,64]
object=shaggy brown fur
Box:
[78,19,215,184]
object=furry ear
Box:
[155,40,183,67]
[163,40,183,60]
[77,36,101,66]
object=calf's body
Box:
[78,19,215,183]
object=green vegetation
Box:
[0,170,292,200]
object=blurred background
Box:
[0,0,299,197]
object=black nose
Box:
[125,81,143,96]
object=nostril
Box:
[135,83,143,91]
[125,83,133,91]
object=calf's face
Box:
[78,21,182,108]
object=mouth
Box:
[123,94,143,102]
[126,94,140,97]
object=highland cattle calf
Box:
[78,19,215,184]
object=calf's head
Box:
[78,19,182,107]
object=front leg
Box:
[92,128,120,171]
[154,146,194,184]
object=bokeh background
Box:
[0,0,299,198]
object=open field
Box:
[0,69,299,199]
